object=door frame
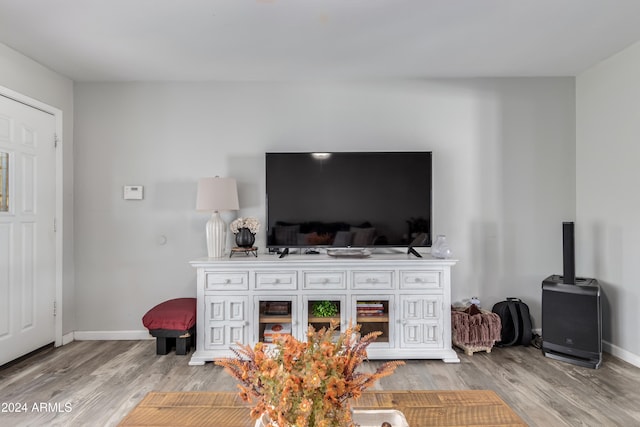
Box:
[0,84,64,347]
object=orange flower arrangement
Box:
[215,321,405,427]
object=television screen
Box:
[266,152,432,249]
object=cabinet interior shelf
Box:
[259,315,291,323]
[308,316,340,323]
[357,315,390,323]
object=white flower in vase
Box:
[230,217,261,234]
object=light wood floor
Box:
[1,340,639,426]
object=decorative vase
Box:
[255,406,351,427]
[431,234,452,259]
[235,227,255,248]
[254,412,273,427]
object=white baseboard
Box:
[62,332,74,345]
[603,340,640,368]
[73,330,154,341]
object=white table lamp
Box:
[196,177,239,258]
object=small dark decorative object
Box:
[235,227,256,248]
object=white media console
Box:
[189,253,459,365]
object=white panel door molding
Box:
[0,89,60,366]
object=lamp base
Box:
[205,212,227,258]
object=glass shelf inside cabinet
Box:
[356,300,390,343]
[258,300,292,343]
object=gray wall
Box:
[73,79,575,333]
[0,42,75,335]
[3,34,639,365]
[577,40,640,363]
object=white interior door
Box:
[0,94,56,366]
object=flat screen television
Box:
[265,151,432,250]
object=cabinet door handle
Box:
[274,278,280,284]
[225,279,231,284]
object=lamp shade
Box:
[196,177,239,212]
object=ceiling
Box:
[1,0,640,82]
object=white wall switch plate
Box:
[123,185,144,200]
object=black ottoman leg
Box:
[156,337,170,355]
[176,336,187,355]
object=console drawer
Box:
[352,270,394,290]
[254,271,297,290]
[205,272,249,291]
[399,271,441,289]
[303,271,346,290]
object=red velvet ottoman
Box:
[142,298,196,355]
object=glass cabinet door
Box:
[303,295,346,337]
[254,295,297,344]
[351,295,394,347]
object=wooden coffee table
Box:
[118,390,527,426]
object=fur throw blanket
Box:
[451,304,501,347]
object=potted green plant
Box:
[312,301,339,318]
